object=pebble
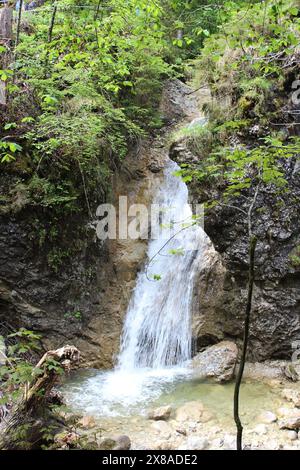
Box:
[284,430,298,441]
[252,424,268,435]
[178,436,208,450]
[257,411,277,424]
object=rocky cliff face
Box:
[0,79,203,367]
[0,135,168,367]
[171,113,300,362]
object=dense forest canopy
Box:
[1,0,299,212]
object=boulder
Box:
[151,420,172,437]
[78,415,96,429]
[278,414,300,430]
[113,435,131,450]
[284,430,298,441]
[179,436,208,450]
[175,401,204,423]
[147,405,172,421]
[277,407,300,418]
[98,435,131,451]
[257,411,277,424]
[283,363,299,382]
[98,437,117,450]
[192,341,238,382]
[200,410,214,423]
[282,389,300,407]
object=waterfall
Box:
[62,159,207,416]
[118,160,205,370]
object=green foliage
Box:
[168,248,184,256]
[194,0,300,117]
[8,328,41,354]
[173,124,213,157]
[44,358,64,375]
[289,245,300,267]
[161,0,250,59]
[64,310,82,321]
[0,329,42,405]
[177,1,300,199]
[221,137,297,196]
[26,175,78,209]
[0,0,261,220]
[1,0,178,224]
[47,247,72,272]
[0,140,22,163]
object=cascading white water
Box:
[118,160,205,370]
[62,158,208,417]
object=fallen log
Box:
[0,345,80,450]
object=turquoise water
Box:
[61,367,281,426]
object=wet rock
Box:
[278,415,300,430]
[173,424,187,436]
[243,361,286,380]
[200,410,214,423]
[192,341,238,382]
[191,247,228,350]
[98,435,131,450]
[283,363,299,382]
[175,401,204,423]
[282,389,300,407]
[147,405,172,421]
[178,436,208,450]
[78,415,96,429]
[113,435,131,450]
[148,160,164,173]
[159,79,202,124]
[151,420,172,437]
[257,411,277,424]
[48,389,65,406]
[98,437,117,450]
[170,141,199,165]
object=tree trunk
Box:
[0,5,12,42]
[233,236,257,450]
[0,5,13,105]
[0,345,80,450]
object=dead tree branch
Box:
[0,345,80,450]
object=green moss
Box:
[47,248,72,273]
[289,245,300,267]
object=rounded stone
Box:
[284,430,298,441]
[257,411,277,424]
